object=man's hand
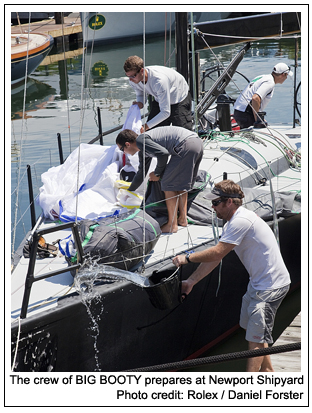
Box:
[181,279,194,297]
[149,171,160,182]
[172,254,187,267]
[133,101,143,109]
[140,124,150,134]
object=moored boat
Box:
[80,12,231,46]
[11,33,54,85]
[193,12,301,49]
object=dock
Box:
[11,12,82,49]
[271,312,301,372]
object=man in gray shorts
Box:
[172,179,290,372]
[116,126,203,233]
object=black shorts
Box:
[147,92,193,130]
[233,109,254,129]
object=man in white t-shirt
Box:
[124,55,193,133]
[233,62,293,129]
[172,179,290,372]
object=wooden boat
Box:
[11,33,54,85]
[11,15,301,373]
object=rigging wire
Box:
[141,12,146,274]
[72,13,92,275]
[60,13,72,153]
[11,14,32,259]
[190,13,198,135]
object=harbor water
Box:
[10,35,301,255]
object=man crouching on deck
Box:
[116,126,203,233]
[172,180,291,372]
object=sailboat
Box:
[11,12,301,372]
[11,32,54,85]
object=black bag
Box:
[73,209,161,271]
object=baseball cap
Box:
[273,63,293,76]
[204,187,243,200]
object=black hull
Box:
[11,214,301,372]
[193,12,301,50]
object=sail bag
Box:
[74,209,161,271]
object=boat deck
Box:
[11,124,301,322]
[271,312,301,372]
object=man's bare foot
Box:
[177,218,188,227]
[161,223,178,233]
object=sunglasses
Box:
[211,198,228,207]
[126,69,141,79]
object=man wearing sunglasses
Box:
[172,179,290,372]
[124,55,192,133]
[116,125,203,233]
[234,62,293,129]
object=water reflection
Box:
[11,78,56,120]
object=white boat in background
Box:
[80,12,231,45]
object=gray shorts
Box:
[161,136,203,192]
[239,282,290,344]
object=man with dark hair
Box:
[123,55,192,132]
[172,179,290,372]
[234,62,293,129]
[116,126,203,233]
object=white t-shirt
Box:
[129,66,189,129]
[234,74,275,113]
[220,207,290,290]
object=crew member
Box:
[124,55,193,132]
[116,126,203,233]
[172,179,290,372]
[234,62,293,129]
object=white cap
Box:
[273,63,293,76]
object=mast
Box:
[175,13,188,82]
